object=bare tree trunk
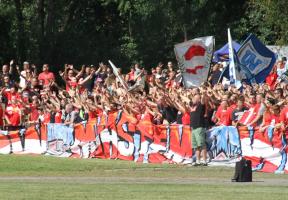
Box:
[45,0,55,62]
[37,0,45,61]
[14,0,26,63]
[183,25,187,41]
[128,10,132,38]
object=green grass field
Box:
[0,155,287,200]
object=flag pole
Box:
[108,60,129,91]
[206,36,216,82]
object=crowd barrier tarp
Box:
[239,126,288,174]
[207,126,241,160]
[0,112,287,174]
[0,124,46,154]
[0,111,239,164]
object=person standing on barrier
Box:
[190,88,208,166]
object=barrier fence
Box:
[0,111,287,174]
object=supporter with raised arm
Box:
[259,102,281,133]
[231,96,248,126]
[38,64,55,87]
[18,61,30,89]
[189,89,208,166]
[215,99,232,126]
[0,61,14,85]
[247,93,266,127]
[5,96,22,128]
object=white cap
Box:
[155,74,162,79]
[23,61,29,65]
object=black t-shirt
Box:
[204,109,215,128]
[176,111,183,124]
[190,103,205,129]
[50,113,56,123]
[82,74,96,92]
[158,105,177,123]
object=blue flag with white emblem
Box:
[237,34,276,84]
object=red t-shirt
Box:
[66,80,77,91]
[55,111,62,123]
[214,105,222,121]
[218,107,232,126]
[29,104,39,122]
[88,111,97,120]
[0,106,3,126]
[136,113,153,122]
[38,72,55,86]
[5,104,21,126]
[165,80,175,89]
[3,91,21,102]
[280,106,288,125]
[43,113,51,123]
[229,104,237,111]
[263,112,280,126]
[266,72,277,89]
[128,72,135,81]
[239,103,261,126]
[182,112,190,125]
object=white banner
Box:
[174,36,214,88]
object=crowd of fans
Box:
[1,57,288,165]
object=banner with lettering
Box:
[0,125,46,154]
[239,126,288,174]
[0,112,288,173]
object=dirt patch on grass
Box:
[0,176,288,186]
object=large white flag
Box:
[174,36,214,88]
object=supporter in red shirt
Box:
[246,94,266,127]
[215,100,232,126]
[5,96,21,126]
[181,111,190,125]
[280,106,288,125]
[42,109,51,124]
[280,97,288,129]
[0,104,4,126]
[29,98,40,122]
[213,94,230,123]
[53,109,62,123]
[259,104,281,133]
[2,85,21,104]
[38,64,55,86]
[64,69,86,93]
[265,67,278,90]
[165,71,176,89]
[228,94,238,111]
[126,67,135,82]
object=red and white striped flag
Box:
[174,36,214,87]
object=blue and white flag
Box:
[228,28,242,88]
[237,34,276,84]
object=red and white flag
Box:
[174,36,214,87]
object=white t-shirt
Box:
[19,71,27,89]
[277,62,288,79]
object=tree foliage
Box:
[0,0,287,71]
